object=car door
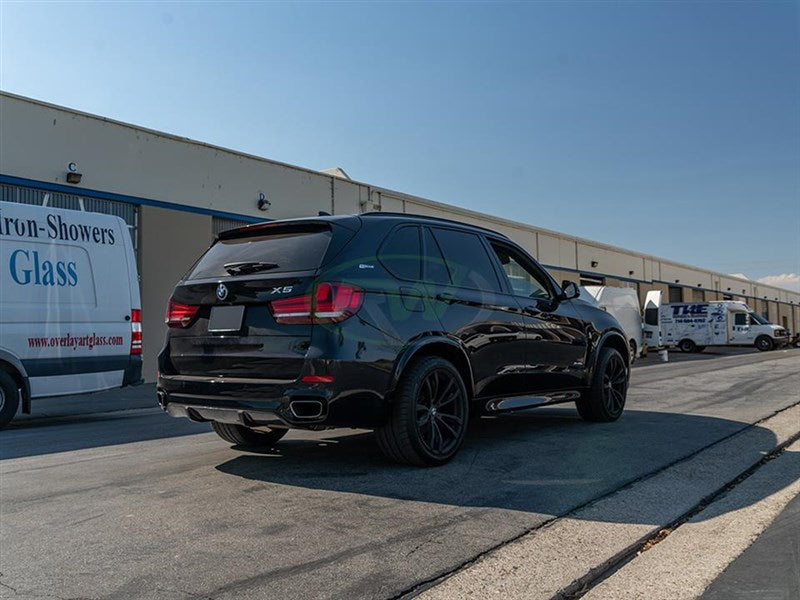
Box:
[422,226,530,399]
[486,239,589,391]
[728,311,751,344]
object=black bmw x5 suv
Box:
[158,213,629,466]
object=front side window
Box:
[734,313,748,326]
[490,242,551,299]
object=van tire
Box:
[376,356,469,467]
[0,371,20,429]
[576,347,628,422]
[755,336,774,352]
[211,422,287,447]
[678,339,697,353]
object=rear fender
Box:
[388,336,474,399]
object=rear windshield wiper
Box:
[223,261,280,275]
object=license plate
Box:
[208,305,245,333]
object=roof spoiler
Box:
[217,215,361,241]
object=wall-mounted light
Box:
[697,283,702,287]
[590,260,598,268]
[628,270,634,276]
[257,191,271,211]
[65,162,82,184]
[675,279,680,283]
[727,287,731,291]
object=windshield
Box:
[748,312,769,325]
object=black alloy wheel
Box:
[601,351,628,417]
[376,356,469,466]
[415,367,467,457]
[575,347,628,422]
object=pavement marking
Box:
[415,403,800,600]
[582,439,800,600]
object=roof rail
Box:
[360,211,503,236]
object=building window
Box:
[580,274,605,286]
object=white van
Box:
[579,286,644,360]
[642,291,789,353]
[0,201,142,427]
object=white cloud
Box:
[756,273,800,293]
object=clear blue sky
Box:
[2,1,798,288]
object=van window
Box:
[734,313,748,326]
[378,226,421,280]
[430,228,501,292]
[187,228,332,279]
[644,307,659,326]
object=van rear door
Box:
[643,290,662,347]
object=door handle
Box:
[436,293,455,304]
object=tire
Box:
[678,339,697,353]
[211,422,287,447]
[0,371,20,429]
[376,356,469,467]
[695,346,706,353]
[576,347,628,422]
[755,336,774,352]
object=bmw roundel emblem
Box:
[216,283,229,301]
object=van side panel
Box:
[0,201,137,398]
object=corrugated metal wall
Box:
[212,216,254,237]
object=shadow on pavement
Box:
[0,411,210,460]
[215,407,792,521]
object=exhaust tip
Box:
[289,400,324,420]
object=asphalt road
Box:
[1,349,798,600]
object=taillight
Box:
[270,283,363,325]
[130,308,142,355]
[165,297,200,328]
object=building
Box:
[2,91,798,380]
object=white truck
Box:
[0,201,143,427]
[579,286,644,361]
[642,291,789,353]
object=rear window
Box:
[644,307,659,326]
[186,229,332,279]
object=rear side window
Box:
[422,228,450,285]
[734,313,747,326]
[644,307,659,325]
[187,229,332,279]
[378,226,421,280]
[430,228,501,292]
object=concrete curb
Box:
[416,403,800,600]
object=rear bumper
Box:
[157,369,389,429]
[122,356,143,386]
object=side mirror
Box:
[560,280,580,300]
